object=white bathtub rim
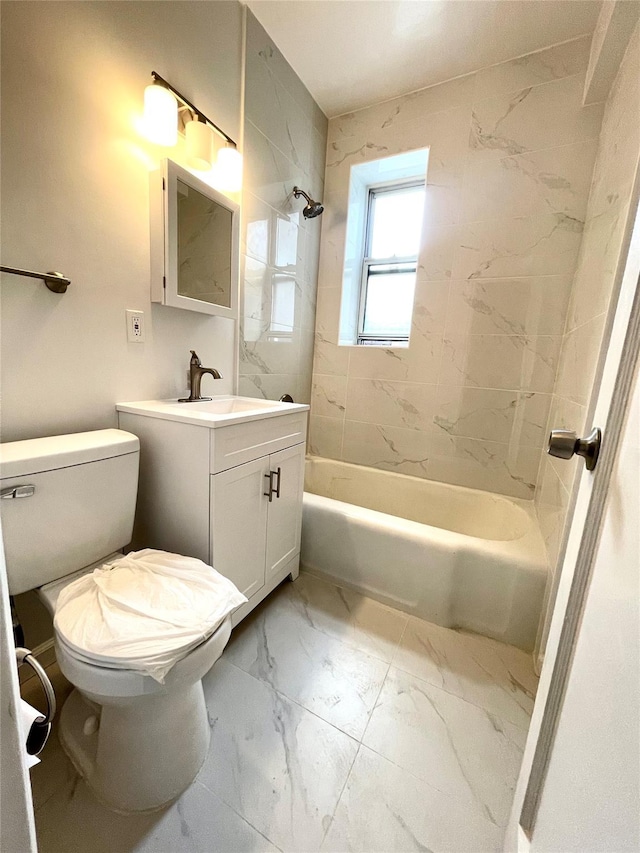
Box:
[305,454,536,515]
[303,491,547,572]
[305,454,535,504]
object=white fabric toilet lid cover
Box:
[54,549,247,682]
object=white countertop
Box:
[116,397,309,429]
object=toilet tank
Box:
[0,429,139,595]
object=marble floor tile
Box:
[322,745,503,853]
[30,728,78,814]
[283,572,409,663]
[223,582,390,738]
[200,659,358,852]
[362,667,527,827]
[392,617,538,729]
[36,778,277,853]
[33,576,537,853]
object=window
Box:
[338,149,429,347]
[357,181,425,345]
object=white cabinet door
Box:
[210,457,269,599]
[265,444,305,581]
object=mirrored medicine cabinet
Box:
[150,159,239,318]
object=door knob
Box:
[548,427,602,471]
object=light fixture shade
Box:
[142,84,178,146]
[185,120,214,170]
[215,146,243,192]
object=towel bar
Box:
[0,265,70,293]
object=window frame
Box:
[356,178,425,346]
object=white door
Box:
[0,532,37,853]
[506,199,640,850]
[210,458,268,599]
[265,444,304,581]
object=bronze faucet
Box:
[178,350,222,402]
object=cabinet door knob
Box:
[274,467,282,499]
[263,471,274,502]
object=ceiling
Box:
[246,0,602,117]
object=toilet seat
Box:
[42,549,246,683]
[54,616,232,699]
[54,629,209,671]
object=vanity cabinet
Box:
[210,443,304,601]
[116,403,308,625]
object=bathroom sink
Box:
[166,398,285,414]
[116,396,309,428]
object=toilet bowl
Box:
[36,561,231,812]
[0,429,239,812]
[58,620,230,812]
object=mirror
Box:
[176,179,232,307]
[150,159,239,318]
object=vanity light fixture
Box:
[142,82,178,146]
[185,118,214,170]
[142,72,242,188]
[215,145,243,192]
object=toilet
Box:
[1,429,235,812]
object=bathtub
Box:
[301,457,547,652]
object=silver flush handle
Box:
[1,485,35,499]
[548,427,602,471]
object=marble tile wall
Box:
[239,11,328,404]
[310,36,602,499]
[534,22,640,654]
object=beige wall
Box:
[0,1,243,443]
[310,37,602,499]
[1,1,245,648]
[535,21,640,654]
[239,11,327,404]
[1,2,329,649]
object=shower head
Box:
[293,186,324,219]
[303,202,324,219]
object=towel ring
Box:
[16,647,56,726]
